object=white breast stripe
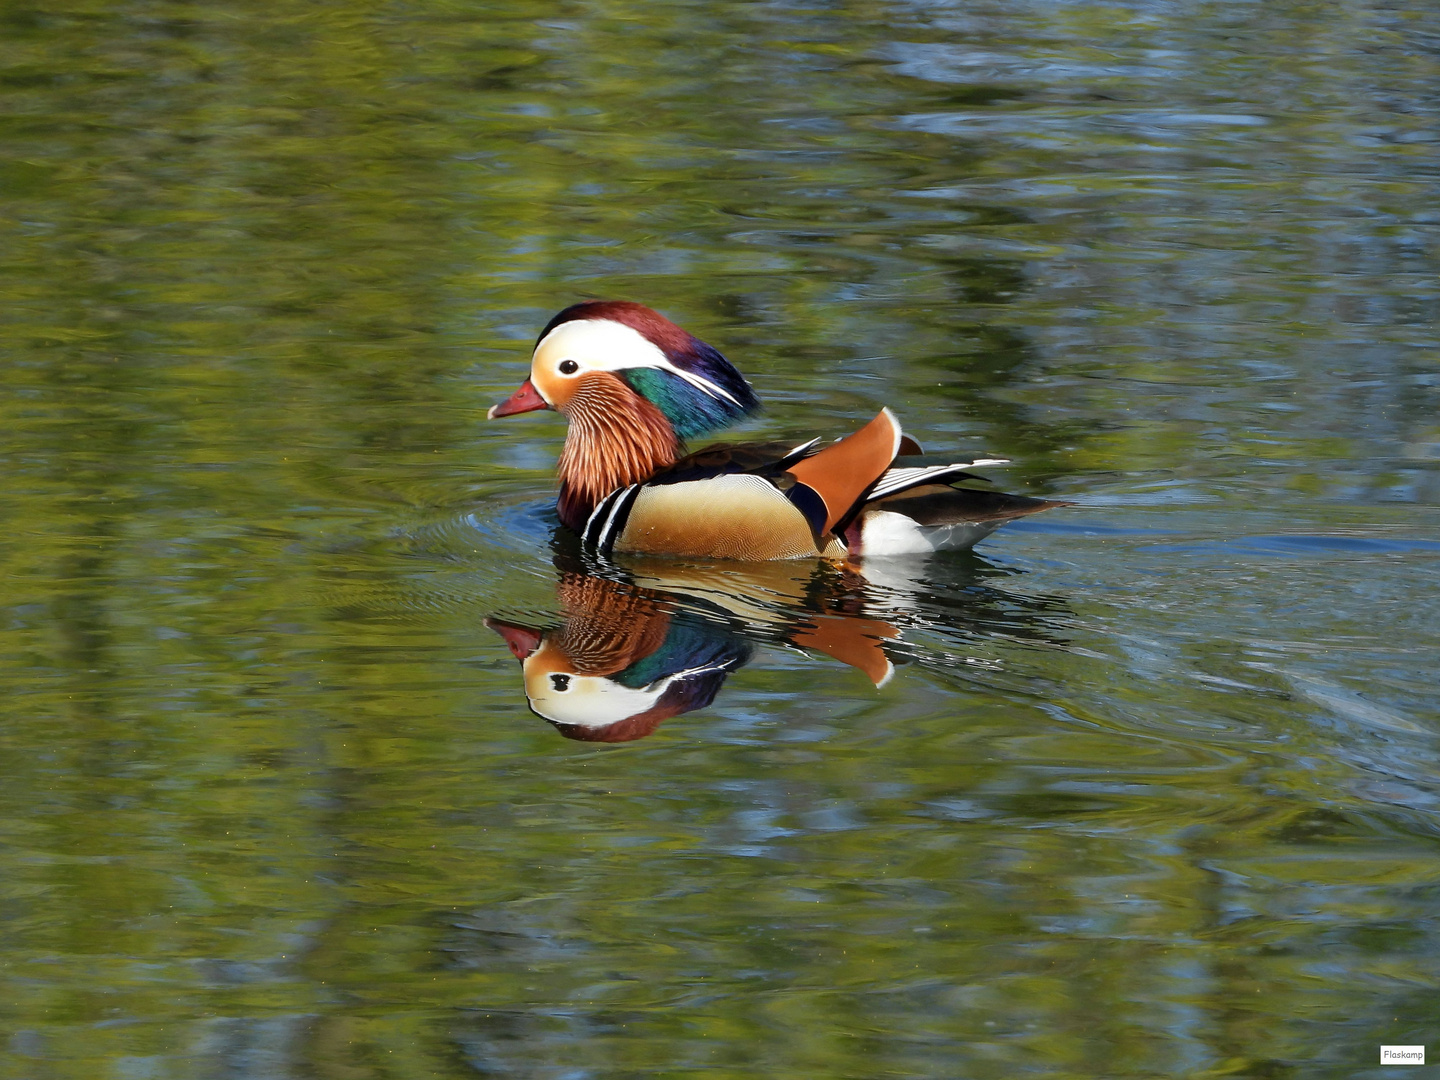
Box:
[596,485,641,554]
[868,459,1010,501]
[582,488,624,547]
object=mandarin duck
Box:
[489,301,1062,560]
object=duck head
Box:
[485,572,750,742]
[489,301,761,530]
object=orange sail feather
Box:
[784,408,903,536]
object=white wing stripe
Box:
[774,437,821,469]
[869,459,1009,500]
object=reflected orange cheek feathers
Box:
[519,644,580,697]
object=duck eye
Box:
[558,359,579,375]
[550,673,571,692]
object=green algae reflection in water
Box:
[1,0,1439,1076]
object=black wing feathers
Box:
[644,439,821,487]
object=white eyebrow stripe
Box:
[534,318,744,406]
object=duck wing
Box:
[581,411,1045,561]
[582,414,906,560]
[784,408,904,536]
[579,438,828,557]
[642,438,823,484]
[865,455,1011,501]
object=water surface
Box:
[2,0,1439,1076]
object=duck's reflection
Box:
[489,551,1069,742]
[488,573,752,742]
[487,559,901,741]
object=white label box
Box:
[1381,1046,1425,1066]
